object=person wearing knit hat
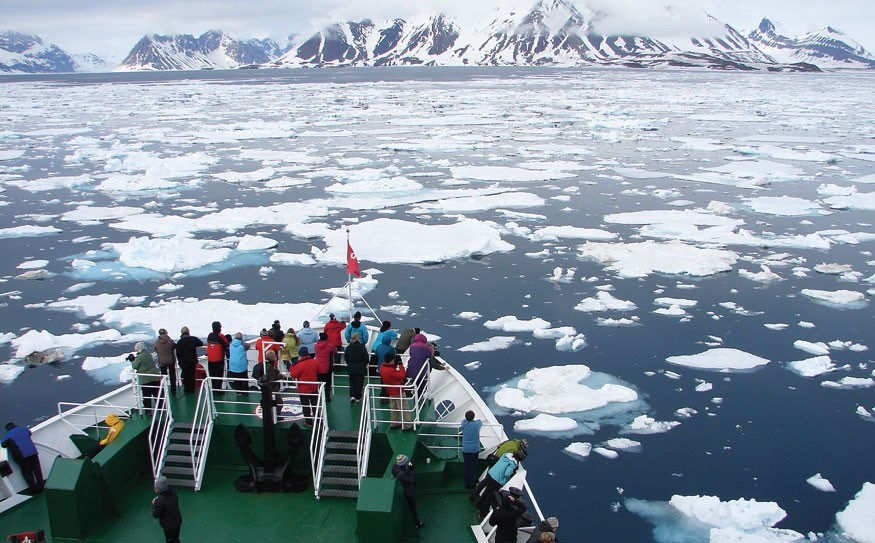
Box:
[154,328,177,395]
[525,515,560,543]
[152,476,182,543]
[290,345,318,425]
[391,454,424,529]
[175,326,204,394]
[131,341,160,411]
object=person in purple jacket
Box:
[1,422,44,493]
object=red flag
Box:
[346,241,361,277]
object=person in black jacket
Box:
[151,476,182,543]
[175,326,204,394]
[206,321,230,393]
[391,454,424,529]
[344,332,369,402]
[489,487,528,543]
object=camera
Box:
[125,353,135,362]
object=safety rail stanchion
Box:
[145,375,172,478]
[356,385,375,481]
[190,377,215,491]
[309,383,328,498]
[56,396,135,434]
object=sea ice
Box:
[484,316,552,333]
[593,447,619,459]
[455,312,482,321]
[110,235,232,273]
[806,473,836,493]
[11,329,123,360]
[800,289,867,307]
[532,226,617,241]
[494,365,638,414]
[451,165,575,182]
[514,414,578,432]
[786,356,835,377]
[666,348,770,372]
[578,241,738,278]
[458,336,517,352]
[606,438,641,450]
[744,196,824,216]
[0,225,62,238]
[575,291,637,312]
[564,442,592,458]
[836,482,875,543]
[622,415,680,435]
[739,265,782,283]
[793,340,830,356]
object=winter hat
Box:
[298,346,310,356]
[508,487,523,498]
[319,332,328,341]
[380,320,391,332]
[212,321,222,333]
[547,517,559,530]
[135,341,146,353]
[261,328,269,336]
[158,328,167,336]
[154,476,170,493]
[303,321,310,328]
[329,313,335,319]
[395,454,409,466]
[353,311,362,321]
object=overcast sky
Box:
[3,0,873,61]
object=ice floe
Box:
[458,336,517,352]
[514,414,578,433]
[666,348,770,372]
[800,289,867,308]
[786,356,836,377]
[836,483,875,543]
[806,473,836,493]
[578,241,738,278]
[575,291,637,312]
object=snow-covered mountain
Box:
[0,31,78,73]
[748,19,875,69]
[118,30,284,71]
[272,0,823,71]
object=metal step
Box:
[327,441,357,450]
[327,430,358,439]
[319,489,358,499]
[164,454,193,464]
[323,465,358,474]
[166,478,197,488]
[321,477,358,487]
[162,466,194,476]
[324,453,357,463]
[166,443,191,452]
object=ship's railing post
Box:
[309,382,329,499]
[190,377,215,492]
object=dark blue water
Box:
[1,67,874,542]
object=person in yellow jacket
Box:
[99,413,125,446]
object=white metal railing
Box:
[190,376,216,491]
[356,385,373,481]
[472,470,545,543]
[416,420,505,459]
[145,376,173,478]
[308,383,329,499]
[56,400,133,436]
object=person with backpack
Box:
[489,487,528,543]
[474,451,521,518]
[206,321,230,393]
[175,326,203,394]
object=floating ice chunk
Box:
[669,495,788,531]
[555,334,587,352]
[612,167,668,179]
[605,209,742,228]
[793,340,830,356]
[814,263,854,275]
[0,150,25,161]
[606,438,641,450]
[46,294,123,317]
[514,414,578,432]
[62,206,145,223]
[0,363,25,384]
[565,442,592,458]
[214,167,276,184]
[836,482,875,543]
[236,235,278,252]
[596,317,640,326]
[666,348,769,372]
[623,415,680,434]
[824,190,875,211]
[111,235,232,273]
[269,253,316,267]
[675,407,698,418]
[0,225,62,238]
[654,298,697,308]
[458,336,516,352]
[575,291,637,312]
[533,226,616,241]
[818,184,856,197]
[484,316,551,333]
[744,196,824,216]
[593,447,619,459]
[451,165,574,182]
[17,260,49,270]
[806,473,836,493]
[654,305,688,317]
[317,218,513,265]
[695,381,713,392]
[739,265,782,283]
[764,323,789,330]
[800,289,866,307]
[786,356,835,377]
[455,311,482,321]
[822,377,875,389]
[5,174,92,192]
[380,304,409,315]
[326,176,423,194]
[494,365,638,414]
[548,267,576,283]
[579,240,737,279]
[705,160,807,185]
[533,327,578,340]
[798,321,815,329]
[11,329,122,360]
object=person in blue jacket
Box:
[297,321,319,354]
[1,422,44,493]
[227,332,250,393]
[474,451,520,518]
[344,311,369,346]
[460,410,483,489]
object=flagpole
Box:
[347,229,353,322]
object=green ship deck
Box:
[0,384,485,543]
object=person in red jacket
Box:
[314,332,338,402]
[323,313,346,369]
[254,328,281,364]
[206,321,230,393]
[290,346,319,426]
[379,354,410,429]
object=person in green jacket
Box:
[131,341,160,411]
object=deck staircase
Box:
[319,430,360,499]
[159,422,204,488]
